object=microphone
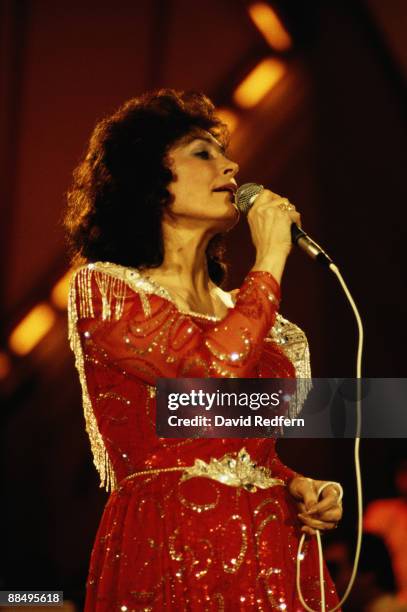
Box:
[235,183,334,268]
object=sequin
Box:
[205,328,251,366]
[178,479,220,512]
[67,261,340,611]
[221,515,248,574]
[180,448,284,492]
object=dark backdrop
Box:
[1,1,406,608]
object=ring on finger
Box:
[278,200,294,212]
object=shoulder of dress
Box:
[268,313,312,416]
[72,261,173,299]
[269,313,311,377]
[269,314,310,352]
[69,261,175,322]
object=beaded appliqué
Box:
[205,328,251,366]
[269,314,312,417]
[68,261,312,491]
[67,261,173,492]
[180,447,284,492]
[68,265,120,492]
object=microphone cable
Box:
[296,263,364,612]
[234,184,364,612]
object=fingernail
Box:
[307,506,318,514]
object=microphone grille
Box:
[235,183,264,214]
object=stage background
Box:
[1,0,406,609]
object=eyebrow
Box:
[186,135,226,154]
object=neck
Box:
[140,217,229,317]
[147,218,218,296]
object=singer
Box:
[64,89,342,611]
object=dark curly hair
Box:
[64,89,230,284]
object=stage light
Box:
[9,303,56,355]
[233,58,286,108]
[248,2,292,51]
[216,108,239,134]
[51,269,73,309]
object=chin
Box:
[221,204,240,230]
[216,206,240,232]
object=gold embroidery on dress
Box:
[255,514,278,546]
[77,266,95,318]
[208,361,238,377]
[269,313,312,417]
[96,391,131,405]
[178,479,220,512]
[180,447,284,492]
[94,270,127,321]
[259,566,282,579]
[168,529,184,562]
[138,290,151,318]
[68,267,117,492]
[255,566,284,609]
[253,497,282,516]
[205,328,251,365]
[227,287,312,415]
[194,539,213,579]
[90,261,152,317]
[126,314,176,357]
[87,261,228,320]
[179,356,211,377]
[221,515,248,574]
[118,448,285,495]
[129,574,167,601]
[213,593,225,612]
[69,261,312,491]
[147,384,156,398]
[167,533,214,581]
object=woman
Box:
[65,89,342,611]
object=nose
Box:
[223,158,239,178]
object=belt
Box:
[119,447,285,493]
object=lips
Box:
[212,183,237,195]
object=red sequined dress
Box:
[68,261,340,611]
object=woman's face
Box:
[165,129,239,230]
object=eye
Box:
[194,149,212,159]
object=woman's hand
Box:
[288,476,343,536]
[248,189,301,283]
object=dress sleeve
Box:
[69,266,282,383]
[269,453,299,484]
